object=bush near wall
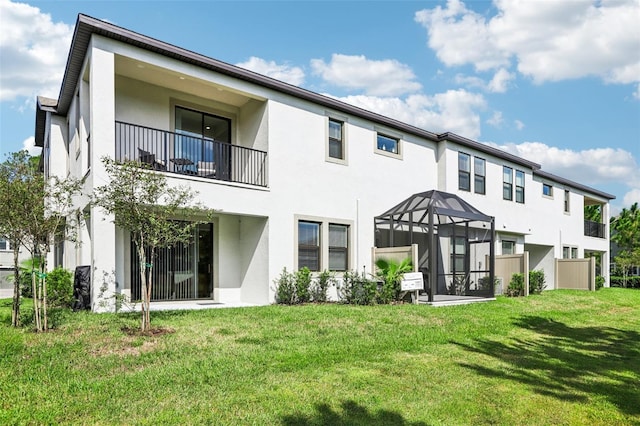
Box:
[610,276,640,288]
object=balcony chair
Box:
[138,148,167,171]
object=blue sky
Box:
[1,0,639,212]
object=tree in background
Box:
[0,151,40,326]
[611,202,640,285]
[93,158,213,332]
[611,202,640,252]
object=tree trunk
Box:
[144,247,155,332]
[42,256,48,332]
[11,247,20,327]
[31,267,41,332]
[137,244,148,332]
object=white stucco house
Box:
[35,15,614,311]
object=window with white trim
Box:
[515,170,525,203]
[564,190,570,213]
[296,217,351,272]
[328,224,349,271]
[543,183,553,197]
[503,166,513,201]
[458,152,471,191]
[474,157,486,195]
[502,240,515,255]
[0,237,10,251]
[562,246,578,259]
[298,221,321,271]
[328,118,344,160]
[376,133,399,154]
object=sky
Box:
[1,0,639,213]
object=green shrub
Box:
[529,269,546,294]
[339,271,377,305]
[274,268,297,305]
[507,273,525,297]
[46,267,74,308]
[294,267,312,303]
[610,275,640,288]
[595,275,605,290]
[311,270,334,303]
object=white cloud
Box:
[623,188,640,206]
[21,136,41,155]
[514,120,525,130]
[310,54,422,97]
[415,0,640,89]
[487,111,503,128]
[235,56,305,86]
[487,68,515,93]
[0,0,73,101]
[485,141,640,189]
[333,89,486,139]
[455,68,514,93]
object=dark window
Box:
[474,157,485,194]
[0,238,8,251]
[377,133,398,154]
[328,119,344,160]
[564,190,570,213]
[515,170,525,203]
[298,221,320,271]
[328,224,349,271]
[543,183,552,196]
[175,106,231,175]
[458,153,471,191]
[503,166,513,200]
[450,236,466,273]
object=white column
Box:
[88,44,117,312]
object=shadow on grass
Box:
[453,315,640,416]
[281,400,428,426]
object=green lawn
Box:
[1,289,639,425]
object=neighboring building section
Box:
[34,15,615,310]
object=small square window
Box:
[377,133,399,154]
[502,240,515,255]
[543,183,553,197]
[0,238,9,251]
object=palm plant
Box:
[375,257,413,303]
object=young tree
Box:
[23,175,82,332]
[0,151,41,326]
[93,158,212,332]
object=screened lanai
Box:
[375,190,495,303]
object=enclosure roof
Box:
[377,190,493,223]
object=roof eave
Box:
[533,169,616,200]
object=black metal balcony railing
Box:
[584,220,606,238]
[115,121,267,187]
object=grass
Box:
[1,289,639,425]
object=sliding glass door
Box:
[130,223,214,301]
[174,107,231,178]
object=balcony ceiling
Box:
[115,55,259,107]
